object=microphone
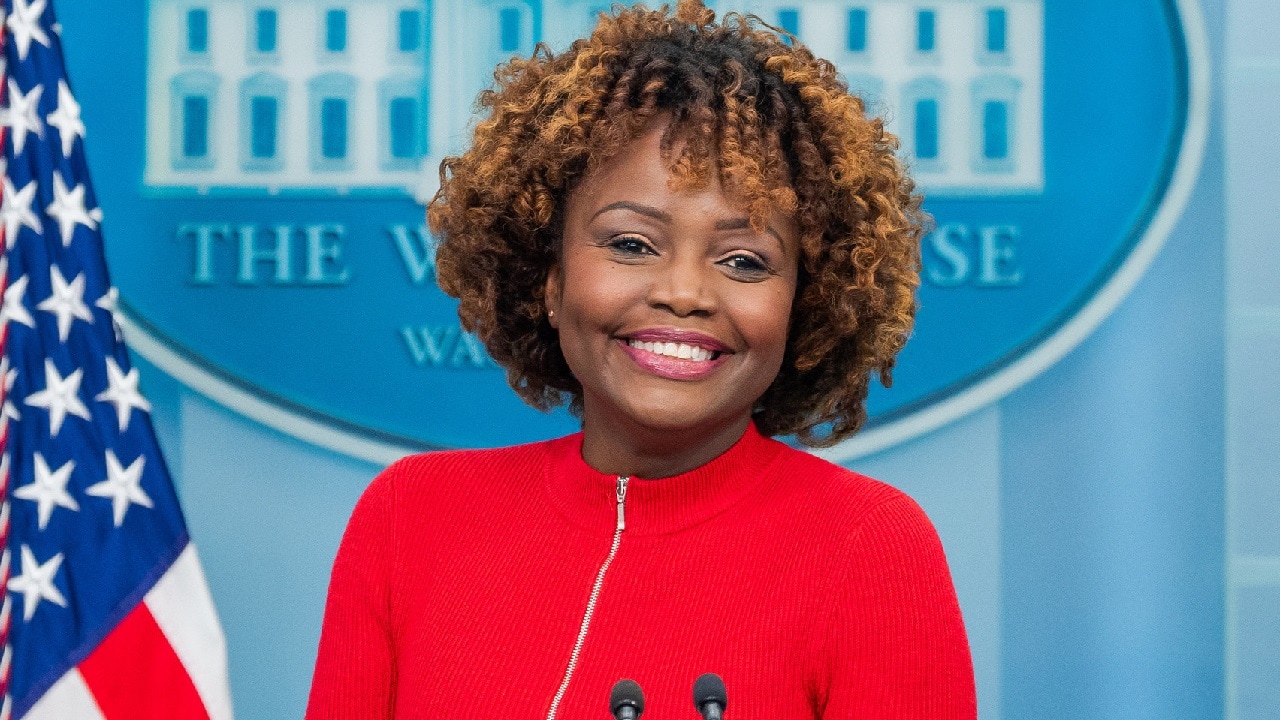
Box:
[610,679,645,720]
[693,673,727,720]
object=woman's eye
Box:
[721,253,769,274]
[609,235,652,255]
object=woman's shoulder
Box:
[344,436,576,536]
[373,435,572,494]
[767,440,909,506]
[387,437,562,476]
[764,439,938,542]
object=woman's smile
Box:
[618,328,732,380]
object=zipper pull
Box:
[616,476,629,532]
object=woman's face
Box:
[546,120,800,442]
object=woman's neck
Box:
[578,410,752,479]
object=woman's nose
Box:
[647,253,716,317]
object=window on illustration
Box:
[398,10,422,52]
[183,96,209,158]
[983,100,1009,159]
[777,8,799,43]
[327,9,348,52]
[986,8,1007,53]
[390,98,418,159]
[322,98,348,159]
[256,9,278,53]
[917,10,936,52]
[500,8,522,53]
[847,8,867,52]
[251,96,278,159]
[187,9,209,54]
[915,99,939,159]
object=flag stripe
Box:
[24,669,106,720]
[144,544,233,720]
[78,601,211,720]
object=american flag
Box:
[0,0,234,718]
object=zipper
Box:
[546,476,629,720]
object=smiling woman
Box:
[546,119,800,477]
[306,2,976,718]
[429,3,924,450]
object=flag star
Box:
[45,173,98,247]
[0,355,20,422]
[86,451,152,527]
[36,266,93,342]
[13,453,79,530]
[0,79,45,156]
[1,273,35,329]
[24,359,92,436]
[6,545,68,622]
[96,357,151,431]
[96,286,124,341]
[1,176,42,249]
[46,80,85,158]
[96,285,119,314]
[5,0,50,61]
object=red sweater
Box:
[306,424,976,719]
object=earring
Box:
[547,310,555,318]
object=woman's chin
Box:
[605,399,748,440]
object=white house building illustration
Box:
[145,0,1042,197]
[145,1,429,194]
[726,0,1044,195]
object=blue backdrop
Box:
[48,0,1280,717]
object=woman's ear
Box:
[544,265,561,329]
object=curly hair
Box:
[428,0,926,447]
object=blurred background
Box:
[44,0,1277,717]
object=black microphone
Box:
[610,678,645,720]
[693,673,727,720]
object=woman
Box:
[306,2,976,718]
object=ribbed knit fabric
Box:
[305,424,976,719]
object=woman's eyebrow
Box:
[714,217,784,245]
[593,202,784,244]
[591,201,672,223]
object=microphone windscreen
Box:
[610,679,646,716]
[693,673,727,708]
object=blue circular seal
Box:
[55,0,1207,462]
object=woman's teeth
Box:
[627,339,718,362]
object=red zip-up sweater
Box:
[306,424,976,719]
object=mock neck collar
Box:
[541,422,786,536]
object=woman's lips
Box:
[617,331,732,380]
[625,328,731,352]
